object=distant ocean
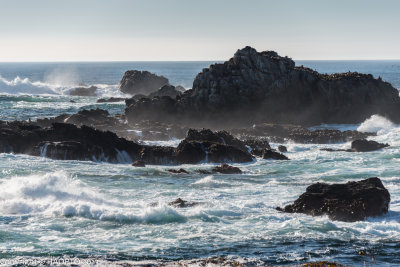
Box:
[0,60,400,266]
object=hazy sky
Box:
[0,0,399,61]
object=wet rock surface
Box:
[212,163,242,174]
[0,123,254,165]
[321,139,390,152]
[232,123,372,144]
[277,177,390,222]
[351,139,389,152]
[168,198,200,208]
[119,70,169,95]
[167,168,189,174]
[262,149,289,160]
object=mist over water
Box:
[1,61,400,265]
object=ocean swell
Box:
[0,171,186,224]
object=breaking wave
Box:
[357,115,395,134]
[0,171,185,224]
[0,76,122,98]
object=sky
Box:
[0,0,399,61]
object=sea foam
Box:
[0,171,185,224]
[357,115,395,134]
[0,75,122,98]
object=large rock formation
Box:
[277,177,390,222]
[125,46,400,127]
[119,70,169,95]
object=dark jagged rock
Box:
[167,168,189,174]
[125,96,177,122]
[139,146,175,165]
[212,163,242,174]
[232,123,372,144]
[125,46,400,127]
[321,139,389,153]
[351,139,389,152]
[97,97,126,103]
[119,70,169,95]
[168,198,200,208]
[148,85,183,99]
[185,128,248,152]
[69,86,97,96]
[262,149,289,160]
[174,129,253,164]
[132,160,146,167]
[277,177,390,222]
[278,145,287,152]
[0,121,142,162]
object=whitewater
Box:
[1,61,400,266]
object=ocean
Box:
[0,60,400,266]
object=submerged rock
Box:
[277,177,390,222]
[168,198,200,208]
[119,70,169,95]
[351,139,389,152]
[167,168,189,174]
[321,139,389,153]
[97,97,126,103]
[69,86,97,96]
[212,163,242,174]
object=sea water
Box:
[0,61,400,266]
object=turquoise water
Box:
[0,61,400,265]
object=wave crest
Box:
[0,171,185,224]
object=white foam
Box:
[0,75,124,98]
[0,171,185,223]
[357,115,395,134]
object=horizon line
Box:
[1,58,400,63]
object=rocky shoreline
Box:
[1,46,397,225]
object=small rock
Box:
[212,163,242,174]
[351,139,389,152]
[167,168,189,174]
[132,160,146,167]
[262,149,289,160]
[168,198,200,208]
[278,145,287,152]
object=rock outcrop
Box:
[277,177,390,222]
[212,163,242,174]
[69,86,97,96]
[0,123,254,165]
[119,70,169,95]
[321,139,390,152]
[262,149,289,160]
[125,46,400,127]
[351,139,389,152]
[0,121,142,162]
